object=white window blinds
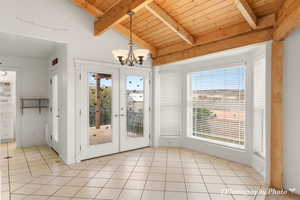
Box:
[191,66,246,147]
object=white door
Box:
[50,73,60,152]
[78,65,120,160]
[120,68,150,151]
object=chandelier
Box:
[112,11,149,66]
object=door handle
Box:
[56,115,60,118]
[114,114,119,117]
[120,114,125,117]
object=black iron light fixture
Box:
[112,11,149,66]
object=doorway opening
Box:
[0,32,66,160]
[0,70,16,143]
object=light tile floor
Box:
[0,142,274,200]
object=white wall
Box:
[0,56,49,147]
[0,0,130,163]
[283,27,300,194]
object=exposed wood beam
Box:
[273,0,300,40]
[70,0,103,17]
[70,0,157,56]
[153,28,273,66]
[276,0,297,24]
[271,41,284,189]
[145,2,195,45]
[235,0,257,29]
[113,24,157,56]
[94,0,153,36]
[157,14,275,56]
[275,0,285,15]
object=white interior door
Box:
[79,65,120,160]
[50,72,60,152]
[120,68,150,151]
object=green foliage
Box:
[89,87,112,126]
[89,88,112,107]
[193,108,212,134]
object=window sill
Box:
[186,135,246,150]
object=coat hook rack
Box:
[20,98,49,115]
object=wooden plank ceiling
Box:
[71,0,279,65]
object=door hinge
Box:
[50,79,52,85]
[50,135,53,141]
[149,107,151,111]
[79,73,82,80]
[50,107,53,112]
[149,80,151,84]
[79,145,82,152]
[79,109,82,116]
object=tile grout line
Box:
[70,156,114,199]
[35,152,94,199]
[12,146,63,199]
[211,157,259,200]
[114,149,145,200]
[226,160,262,200]
[211,156,237,199]
[178,148,189,200]
[163,147,169,200]
[192,150,213,200]
[93,153,132,199]
[20,146,33,177]
[138,148,155,200]
[78,149,147,200]
[35,145,55,174]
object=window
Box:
[190,66,246,147]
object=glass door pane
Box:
[126,76,144,138]
[78,65,119,161]
[88,73,112,145]
[120,69,150,152]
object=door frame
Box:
[74,59,152,163]
[0,66,21,145]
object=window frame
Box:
[186,63,251,150]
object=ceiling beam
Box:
[235,0,257,29]
[70,0,103,17]
[145,2,195,45]
[70,0,157,56]
[153,28,273,66]
[273,0,300,40]
[94,0,153,36]
[157,14,275,56]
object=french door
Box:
[78,65,120,160]
[77,63,150,161]
[120,68,150,152]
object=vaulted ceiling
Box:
[70,0,286,65]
